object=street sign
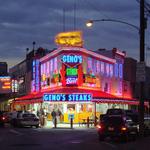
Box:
[136,62,146,82]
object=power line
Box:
[80,0,110,19]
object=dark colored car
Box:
[106,108,126,116]
[0,111,7,127]
[97,115,138,141]
[143,116,150,135]
[136,115,150,136]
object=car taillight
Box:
[121,126,127,131]
[2,116,6,120]
[97,124,103,130]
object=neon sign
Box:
[62,55,82,64]
[51,74,60,83]
[32,59,40,92]
[66,68,78,76]
[43,93,92,102]
[11,79,18,92]
[66,77,77,84]
[0,76,11,93]
[84,74,96,84]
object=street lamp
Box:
[85,0,146,137]
[86,19,139,31]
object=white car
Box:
[14,112,40,128]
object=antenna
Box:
[73,0,76,30]
[63,8,66,32]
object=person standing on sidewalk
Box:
[51,109,56,126]
[56,109,62,123]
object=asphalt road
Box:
[0,126,150,150]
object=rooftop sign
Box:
[55,31,83,47]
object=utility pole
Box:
[139,0,145,137]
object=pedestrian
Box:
[37,108,45,127]
[56,109,62,123]
[51,109,56,126]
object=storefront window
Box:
[67,104,75,112]
[87,104,93,112]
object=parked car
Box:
[136,115,150,136]
[99,108,139,124]
[97,115,138,142]
[143,115,150,135]
[0,111,8,127]
[106,108,126,116]
[13,112,40,128]
[125,109,139,123]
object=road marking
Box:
[9,129,23,136]
[102,141,117,149]
[70,140,82,144]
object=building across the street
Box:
[0,62,12,111]
[8,31,147,124]
[0,62,8,76]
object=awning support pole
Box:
[94,102,97,126]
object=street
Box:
[0,125,150,150]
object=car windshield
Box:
[22,114,35,118]
[104,116,124,125]
[107,109,124,115]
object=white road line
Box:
[102,141,117,149]
[70,140,82,144]
[9,129,23,136]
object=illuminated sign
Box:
[66,68,78,76]
[43,93,92,102]
[62,55,82,64]
[0,76,11,93]
[32,59,40,92]
[55,31,83,47]
[66,67,78,85]
[66,77,77,85]
[84,74,96,84]
[11,79,18,93]
[51,74,60,83]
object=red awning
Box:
[14,99,42,105]
[40,87,118,99]
[14,87,138,105]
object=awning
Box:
[92,98,149,106]
[14,87,139,105]
[93,99,137,105]
[14,99,42,105]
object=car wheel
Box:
[35,125,39,128]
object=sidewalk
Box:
[42,121,95,129]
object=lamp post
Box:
[139,0,145,137]
[86,19,139,31]
[86,0,146,137]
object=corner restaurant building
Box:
[14,31,139,123]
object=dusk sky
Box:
[0,0,150,68]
